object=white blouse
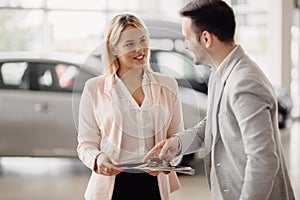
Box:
[112,73,156,164]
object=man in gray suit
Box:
[144,0,295,199]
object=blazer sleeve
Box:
[229,78,279,200]
[176,117,206,156]
[77,80,106,171]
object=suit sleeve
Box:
[77,80,106,171]
[230,78,279,200]
[176,117,206,156]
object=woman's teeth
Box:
[135,55,144,59]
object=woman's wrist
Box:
[94,152,106,171]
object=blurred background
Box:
[0,0,300,199]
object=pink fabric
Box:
[77,72,184,200]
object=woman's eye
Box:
[125,42,133,47]
[140,38,147,43]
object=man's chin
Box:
[194,57,213,66]
[194,59,201,65]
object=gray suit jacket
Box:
[177,45,295,200]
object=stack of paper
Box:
[116,161,195,175]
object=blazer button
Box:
[216,162,221,167]
[223,189,229,193]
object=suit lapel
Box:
[204,46,246,185]
[210,45,244,146]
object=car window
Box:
[34,62,78,92]
[39,68,53,87]
[33,62,94,93]
[151,51,194,80]
[55,64,78,89]
[0,62,29,90]
[73,67,95,93]
[150,50,210,94]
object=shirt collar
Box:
[215,45,238,74]
[114,68,149,82]
[212,45,245,84]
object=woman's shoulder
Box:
[85,75,102,85]
[149,72,178,88]
[84,75,105,90]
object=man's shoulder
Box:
[227,61,275,98]
[238,60,269,83]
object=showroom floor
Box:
[0,120,299,200]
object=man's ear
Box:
[202,31,212,48]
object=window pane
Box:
[155,51,191,79]
[38,69,53,87]
[47,0,107,10]
[48,11,106,53]
[0,0,43,8]
[55,64,78,90]
[1,62,28,87]
[36,63,79,92]
[0,10,40,51]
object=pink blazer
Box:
[77,72,184,200]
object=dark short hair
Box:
[180,0,236,43]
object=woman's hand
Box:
[96,156,123,176]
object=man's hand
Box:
[143,137,180,163]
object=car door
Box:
[0,61,34,156]
[30,61,82,157]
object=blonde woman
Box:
[77,13,183,200]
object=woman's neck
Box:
[117,67,143,79]
[117,67,144,94]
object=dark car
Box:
[274,87,293,129]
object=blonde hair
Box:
[103,13,152,76]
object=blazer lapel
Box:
[103,74,124,152]
[204,46,245,185]
[104,74,115,97]
[211,45,244,145]
[147,73,163,144]
[211,77,225,145]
